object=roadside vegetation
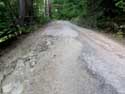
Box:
[0,0,125,44]
[0,0,48,43]
[52,0,125,39]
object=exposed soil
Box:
[0,21,125,94]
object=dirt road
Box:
[0,21,125,94]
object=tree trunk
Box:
[25,0,33,17]
[19,0,26,25]
[19,0,33,25]
[44,0,46,16]
[48,0,51,17]
[44,0,51,17]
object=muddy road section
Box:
[0,21,125,94]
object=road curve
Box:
[0,21,125,94]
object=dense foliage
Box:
[0,0,18,40]
[0,0,46,42]
[0,0,125,43]
[52,0,125,32]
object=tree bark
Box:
[44,0,51,17]
[19,0,33,25]
[19,0,26,25]
[25,0,33,17]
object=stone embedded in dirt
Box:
[2,82,23,94]
[2,83,12,93]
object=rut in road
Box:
[0,21,125,94]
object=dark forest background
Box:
[0,0,125,43]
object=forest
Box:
[0,0,125,43]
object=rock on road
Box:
[0,21,125,94]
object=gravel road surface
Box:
[0,21,125,94]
